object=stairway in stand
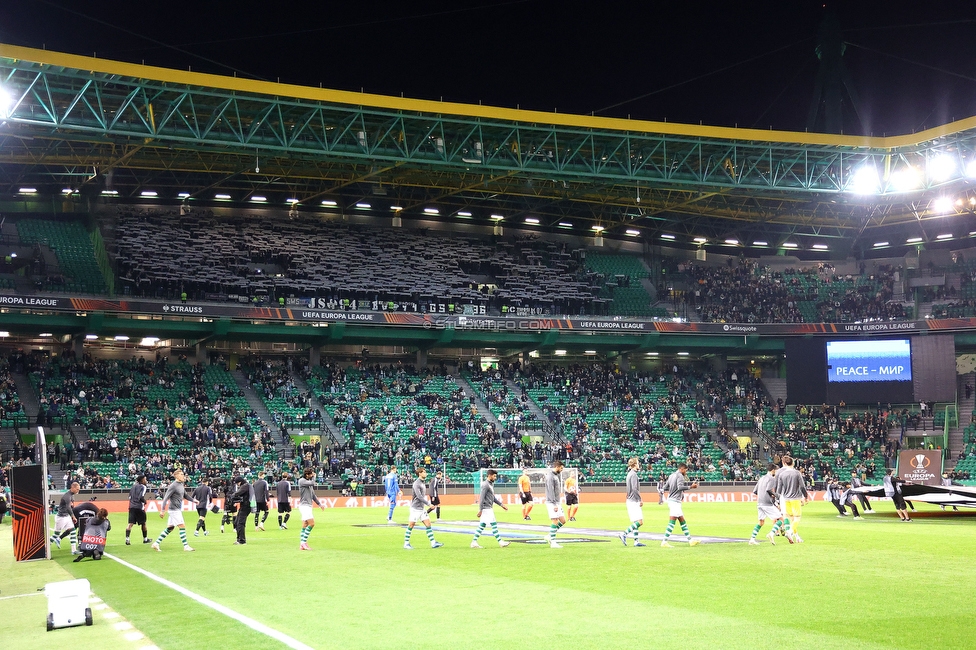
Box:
[230,369,294,461]
[290,371,345,445]
[948,372,975,467]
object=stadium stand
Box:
[114,210,602,315]
[25,354,280,487]
[15,218,108,294]
[675,260,907,323]
[583,252,666,317]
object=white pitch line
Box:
[104,553,315,650]
[0,592,43,601]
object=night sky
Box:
[1,0,975,136]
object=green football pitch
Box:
[3,501,973,650]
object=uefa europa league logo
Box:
[912,454,929,470]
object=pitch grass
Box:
[3,501,973,650]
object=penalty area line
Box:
[104,553,314,650]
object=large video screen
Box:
[825,339,914,403]
[826,339,912,383]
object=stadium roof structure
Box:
[2,43,976,253]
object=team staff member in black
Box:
[427,470,443,520]
[125,475,150,545]
[230,477,255,545]
[192,478,213,537]
[253,472,270,531]
[276,472,292,529]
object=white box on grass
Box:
[44,578,93,631]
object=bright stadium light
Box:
[873,241,889,248]
[753,241,768,246]
[215,193,231,200]
[178,192,191,198]
[18,187,37,194]
[286,198,299,204]
[140,337,160,346]
[525,217,540,224]
[890,166,921,192]
[85,334,98,340]
[660,234,676,240]
[584,350,597,354]
[591,225,604,232]
[557,222,572,227]
[0,86,13,118]
[625,229,640,236]
[140,190,158,197]
[114,335,129,341]
[928,154,956,183]
[937,233,953,240]
[101,190,118,196]
[933,196,954,213]
[355,202,371,209]
[850,165,881,194]
[694,237,708,243]
[906,237,923,244]
[554,350,567,356]
[724,239,738,245]
[424,208,439,215]
[457,211,472,217]
[490,214,505,221]
[321,200,338,207]
[250,196,267,202]
[813,244,829,250]
[677,352,690,356]
[782,242,798,249]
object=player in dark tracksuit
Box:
[221,482,237,533]
[192,479,213,536]
[427,470,443,520]
[253,472,270,531]
[276,473,292,529]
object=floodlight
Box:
[557,222,572,227]
[936,233,953,240]
[0,86,12,118]
[660,234,676,240]
[906,237,923,244]
[753,241,768,246]
[178,192,191,198]
[782,242,798,249]
[355,202,371,209]
[813,244,829,250]
[724,239,738,245]
[424,208,439,215]
[890,166,921,192]
[850,165,881,194]
[694,237,708,243]
[457,211,472,217]
[215,193,231,200]
[525,217,540,224]
[933,197,954,213]
[140,190,158,197]
[321,200,338,206]
[927,154,956,182]
[250,196,267,202]
[873,242,889,248]
[626,229,640,236]
[286,198,299,204]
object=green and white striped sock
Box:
[751,523,762,540]
[473,523,485,542]
[425,526,435,543]
[301,526,312,542]
[155,528,171,545]
[490,523,501,541]
[664,521,675,539]
[404,527,412,544]
[771,520,782,534]
[179,528,189,547]
[680,522,691,540]
[631,521,642,539]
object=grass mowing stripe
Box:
[0,592,44,601]
[104,552,314,650]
